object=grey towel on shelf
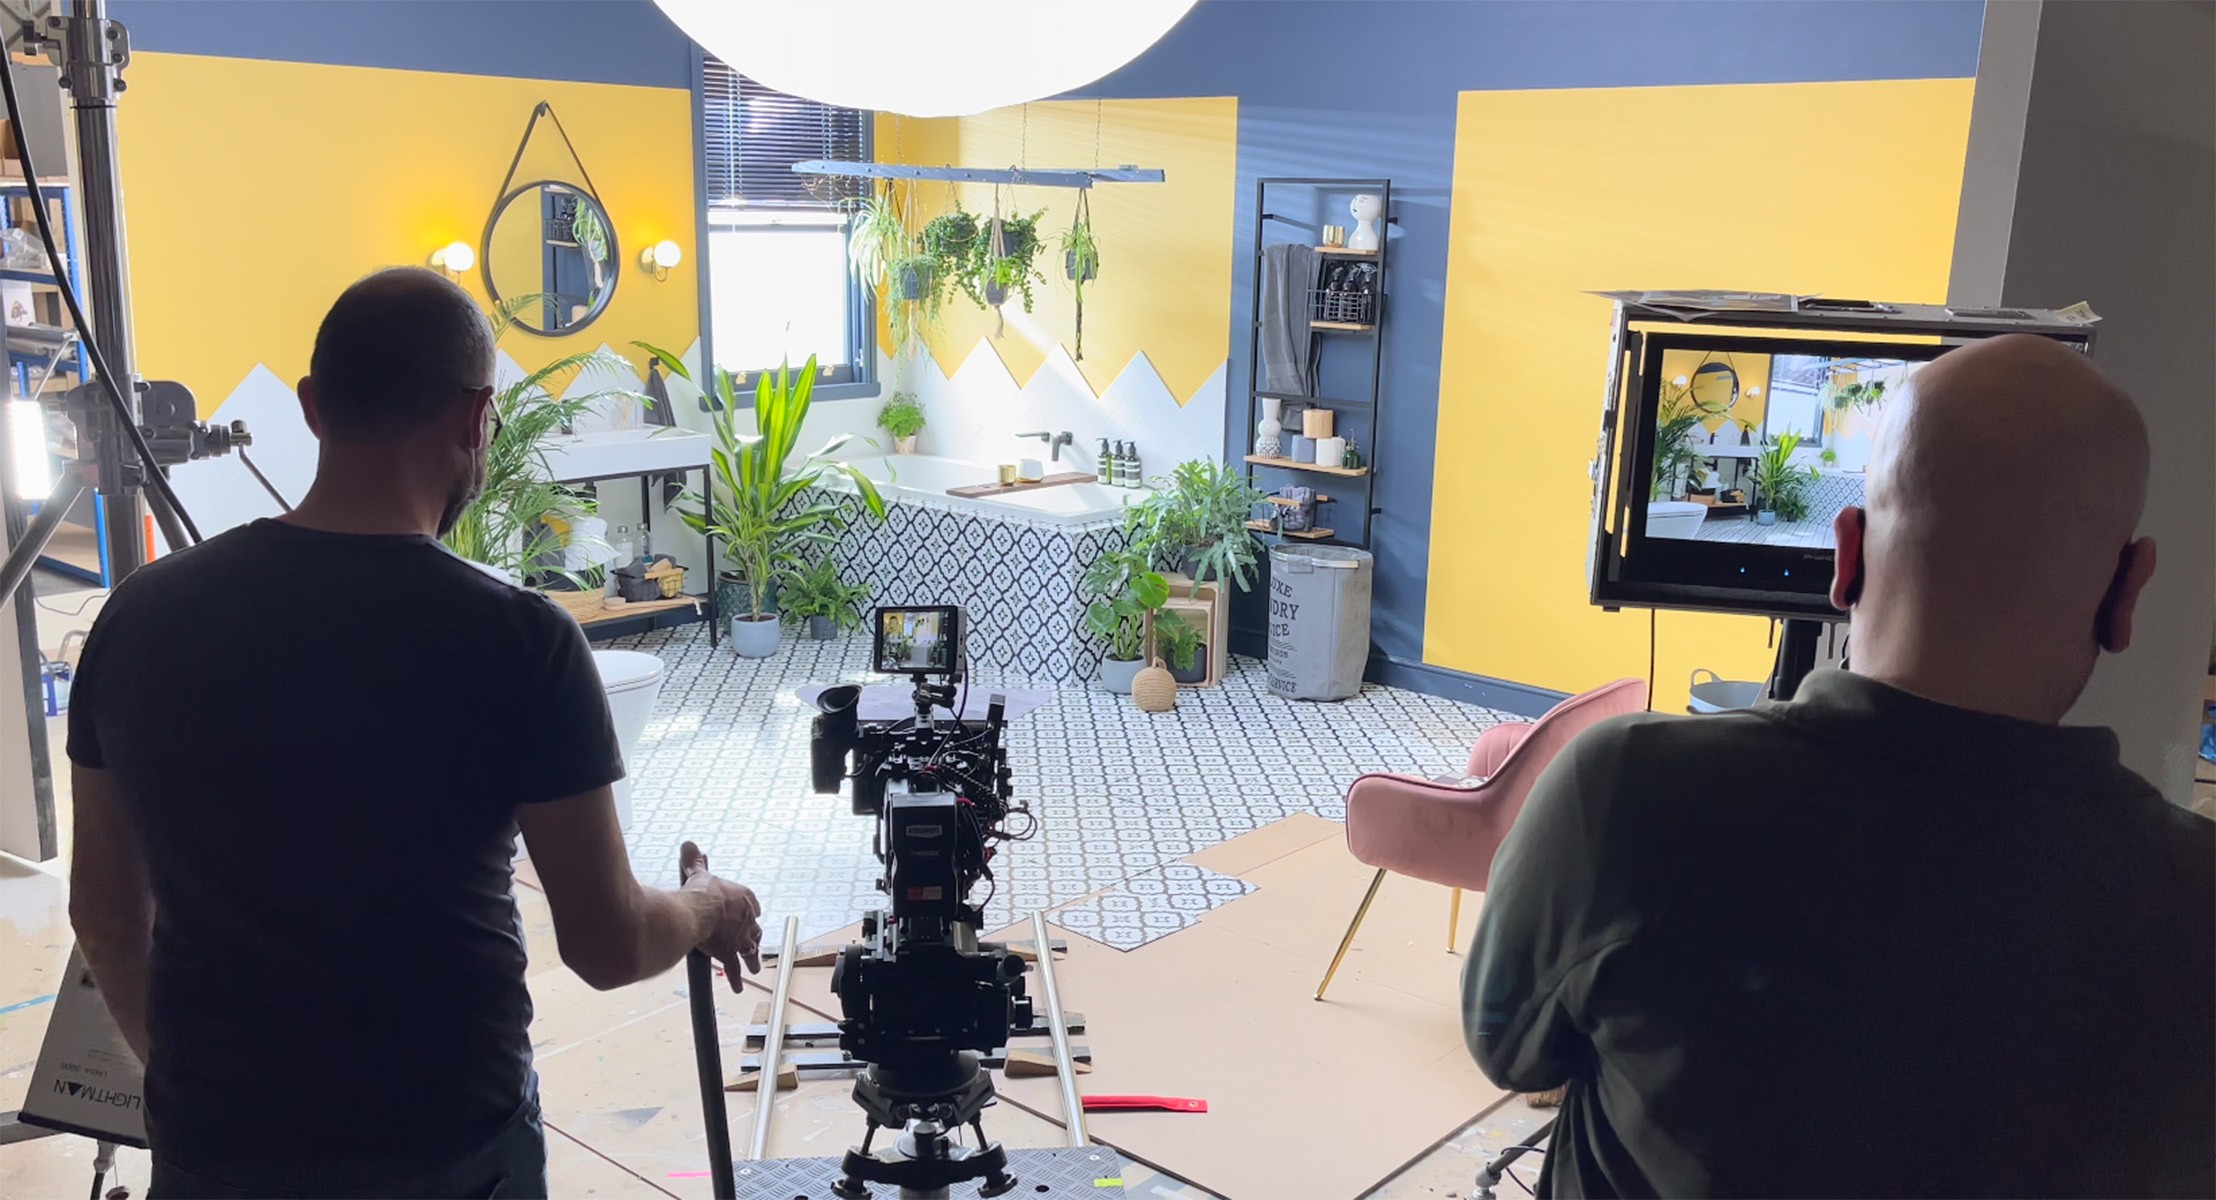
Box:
[1258,243,1318,395]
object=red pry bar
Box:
[1081,1095,1208,1114]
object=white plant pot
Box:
[1099,656,1143,694]
[731,615,782,658]
[894,435,918,455]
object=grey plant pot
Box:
[1099,656,1143,694]
[1755,510,1779,526]
[731,615,782,658]
[984,278,1010,307]
[716,571,776,622]
[807,615,838,640]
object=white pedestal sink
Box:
[541,427,712,482]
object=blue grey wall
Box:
[1074,0,1984,672]
[110,0,693,87]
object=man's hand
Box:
[681,841,762,989]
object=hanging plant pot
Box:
[1065,249,1096,283]
[983,277,1010,308]
[896,263,931,301]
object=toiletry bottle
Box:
[1106,442,1123,487]
[1126,443,1143,488]
[1120,443,1137,488]
[1342,437,1361,470]
[1093,437,1110,481]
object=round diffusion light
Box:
[655,0,1197,117]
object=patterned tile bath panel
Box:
[814,487,1130,683]
[1050,864,1257,950]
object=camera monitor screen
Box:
[873,605,961,675]
[1596,332,1956,618]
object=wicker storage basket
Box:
[544,588,606,621]
[1132,658,1177,713]
[645,561,688,598]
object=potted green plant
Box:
[878,393,926,455]
[663,354,888,658]
[446,298,645,592]
[847,186,905,294]
[962,209,1045,313]
[1150,606,1206,685]
[1060,193,1100,361]
[1081,546,1171,694]
[1749,432,1817,525]
[1124,458,1267,594]
[780,556,871,640]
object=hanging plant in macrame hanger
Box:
[1060,190,1100,361]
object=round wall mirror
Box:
[482,181,618,336]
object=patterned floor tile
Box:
[1049,864,1257,950]
[601,623,1518,941]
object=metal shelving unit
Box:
[1241,177,1391,550]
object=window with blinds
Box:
[701,55,866,208]
[698,54,873,392]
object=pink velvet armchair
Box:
[1313,677,1648,999]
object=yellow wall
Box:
[1429,79,1974,711]
[118,53,698,416]
[876,97,1237,403]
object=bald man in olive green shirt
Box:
[1466,336,2215,1197]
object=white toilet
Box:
[591,650,665,830]
[1645,500,1708,540]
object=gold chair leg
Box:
[1314,868,1388,1001]
[1448,887,1463,953]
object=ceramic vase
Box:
[1256,397,1284,458]
[1346,194,1383,252]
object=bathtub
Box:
[1646,500,1708,540]
[839,454,1146,525]
[811,454,1139,682]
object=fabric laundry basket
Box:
[1266,544,1373,701]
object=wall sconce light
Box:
[638,239,683,281]
[430,241,475,276]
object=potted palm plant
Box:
[780,556,871,640]
[666,355,888,657]
[1080,546,1170,694]
[877,393,926,455]
[1125,458,1267,594]
[445,297,644,599]
[1749,432,1817,525]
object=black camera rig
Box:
[800,606,1043,1197]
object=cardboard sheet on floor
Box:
[768,821,1505,1198]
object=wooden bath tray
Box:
[946,471,1095,499]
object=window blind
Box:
[702,55,865,208]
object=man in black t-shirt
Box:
[66,268,763,1199]
[1466,335,2214,1196]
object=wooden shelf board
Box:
[1314,245,1378,256]
[1310,320,1375,332]
[577,595,700,625]
[1246,520,1334,540]
[1243,454,1367,477]
[1262,493,1333,506]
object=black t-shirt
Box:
[1466,670,2216,1197]
[67,519,625,1177]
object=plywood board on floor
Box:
[547,1124,680,1199]
[994,916,1501,1199]
[757,819,1503,1197]
[1180,812,1341,878]
[1202,836,1479,1007]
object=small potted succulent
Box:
[877,393,926,456]
[780,556,870,641]
[1080,546,1170,694]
